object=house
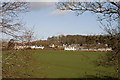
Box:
[64,44,81,51]
[98,48,112,51]
[105,48,112,51]
[64,47,76,51]
[49,44,55,48]
[64,44,112,51]
[14,44,44,50]
[14,43,24,50]
[14,46,25,50]
[30,46,44,49]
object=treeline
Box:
[47,35,116,48]
[4,34,118,50]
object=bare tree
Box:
[57,2,119,15]
[57,1,119,31]
[1,2,36,78]
[20,28,34,44]
[0,2,29,37]
[57,1,120,77]
[57,1,120,51]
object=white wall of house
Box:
[98,48,112,51]
[49,44,55,48]
[64,47,76,51]
[105,48,112,51]
[14,45,44,50]
[64,47,112,51]
[31,46,44,49]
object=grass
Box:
[2,50,118,78]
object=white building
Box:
[30,46,44,49]
[49,44,55,48]
[64,47,76,51]
[14,45,44,50]
[98,48,112,51]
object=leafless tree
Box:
[1,2,36,78]
[57,1,119,30]
[0,2,29,37]
[57,1,120,51]
[57,1,120,77]
[19,27,34,44]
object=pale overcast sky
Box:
[19,2,104,40]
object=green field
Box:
[2,50,118,78]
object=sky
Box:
[19,2,104,40]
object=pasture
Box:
[2,50,118,78]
